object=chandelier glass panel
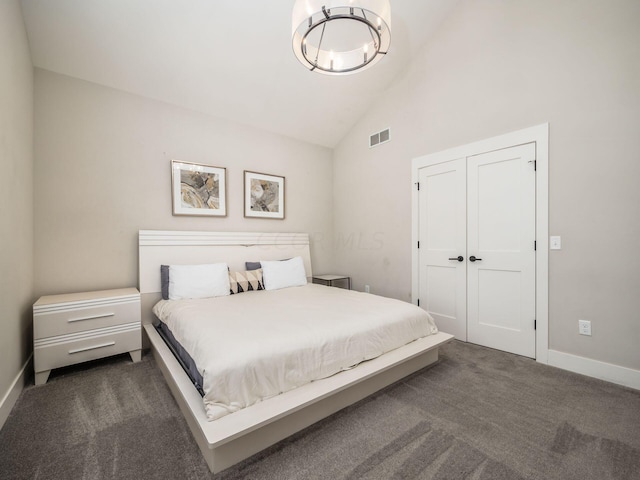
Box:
[292,0,391,75]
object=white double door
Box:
[418,143,536,358]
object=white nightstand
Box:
[33,288,142,385]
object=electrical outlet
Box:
[578,319,591,336]
[364,285,370,293]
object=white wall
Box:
[34,70,333,298]
[333,0,640,371]
[0,0,34,421]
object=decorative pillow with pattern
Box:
[229,269,264,294]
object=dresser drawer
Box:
[34,323,141,373]
[34,296,139,340]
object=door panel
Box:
[418,159,466,340]
[467,144,536,357]
[477,159,522,252]
[477,269,521,330]
[426,266,457,318]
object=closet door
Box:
[417,143,537,358]
[418,158,467,340]
[466,144,536,357]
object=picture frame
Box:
[171,160,227,217]
[244,170,285,219]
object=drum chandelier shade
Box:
[292,0,391,75]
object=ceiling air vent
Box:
[369,128,391,148]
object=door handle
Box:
[469,256,482,262]
[448,256,464,262]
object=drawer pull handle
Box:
[68,341,116,354]
[68,313,115,323]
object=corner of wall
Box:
[0,0,36,428]
[0,355,32,431]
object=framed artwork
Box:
[171,160,227,216]
[244,171,285,219]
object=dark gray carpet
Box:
[1,341,639,480]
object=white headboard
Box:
[138,230,312,327]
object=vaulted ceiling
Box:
[20,0,460,147]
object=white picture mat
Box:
[172,160,227,216]
[244,171,285,219]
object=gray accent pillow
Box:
[161,265,170,300]
[246,259,291,271]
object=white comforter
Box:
[153,284,438,421]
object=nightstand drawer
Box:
[34,323,141,372]
[34,296,139,340]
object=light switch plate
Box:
[550,236,562,250]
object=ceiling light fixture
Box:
[292,0,391,75]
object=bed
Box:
[139,230,453,473]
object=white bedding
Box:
[153,283,438,421]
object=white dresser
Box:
[33,288,142,385]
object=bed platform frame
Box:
[139,230,453,474]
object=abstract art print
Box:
[171,160,227,216]
[244,171,285,219]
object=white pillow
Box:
[260,256,307,291]
[168,263,230,300]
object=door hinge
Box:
[533,160,537,171]
[417,299,420,307]
[534,319,537,330]
[534,240,537,251]
[416,182,420,190]
[417,241,420,249]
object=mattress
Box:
[152,283,438,421]
[155,321,204,396]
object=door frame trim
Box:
[411,123,549,363]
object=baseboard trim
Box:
[0,354,32,430]
[548,349,640,391]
